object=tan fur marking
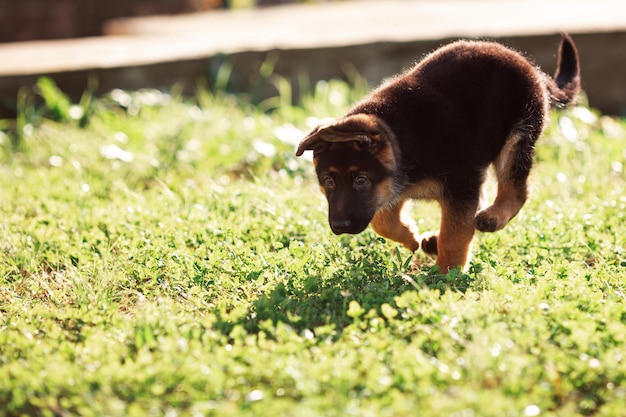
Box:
[401,178,444,201]
[494,131,522,176]
[435,203,476,272]
[374,178,396,208]
[375,143,397,173]
[476,180,527,230]
[369,178,444,258]
[370,200,420,252]
[374,118,400,173]
[476,131,529,231]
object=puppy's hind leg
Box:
[370,200,420,252]
[475,127,541,232]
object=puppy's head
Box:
[296,114,398,235]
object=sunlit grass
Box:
[1,79,625,416]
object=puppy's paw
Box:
[402,239,420,253]
[421,234,438,256]
[475,209,507,232]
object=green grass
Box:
[1,78,626,417]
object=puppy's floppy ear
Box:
[295,124,327,157]
[295,114,386,156]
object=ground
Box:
[1,80,626,416]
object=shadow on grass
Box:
[215,243,479,338]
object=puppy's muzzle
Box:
[330,219,352,235]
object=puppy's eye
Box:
[353,174,370,189]
[323,176,335,188]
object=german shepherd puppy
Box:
[296,35,580,272]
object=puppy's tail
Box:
[546,34,581,108]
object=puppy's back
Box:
[349,41,545,162]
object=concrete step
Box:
[0,0,625,117]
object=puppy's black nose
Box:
[330,219,352,234]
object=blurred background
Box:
[0,0,322,42]
[0,0,624,117]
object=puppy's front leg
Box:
[435,203,476,272]
[370,201,420,252]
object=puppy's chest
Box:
[398,177,444,202]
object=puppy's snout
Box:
[330,219,352,235]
